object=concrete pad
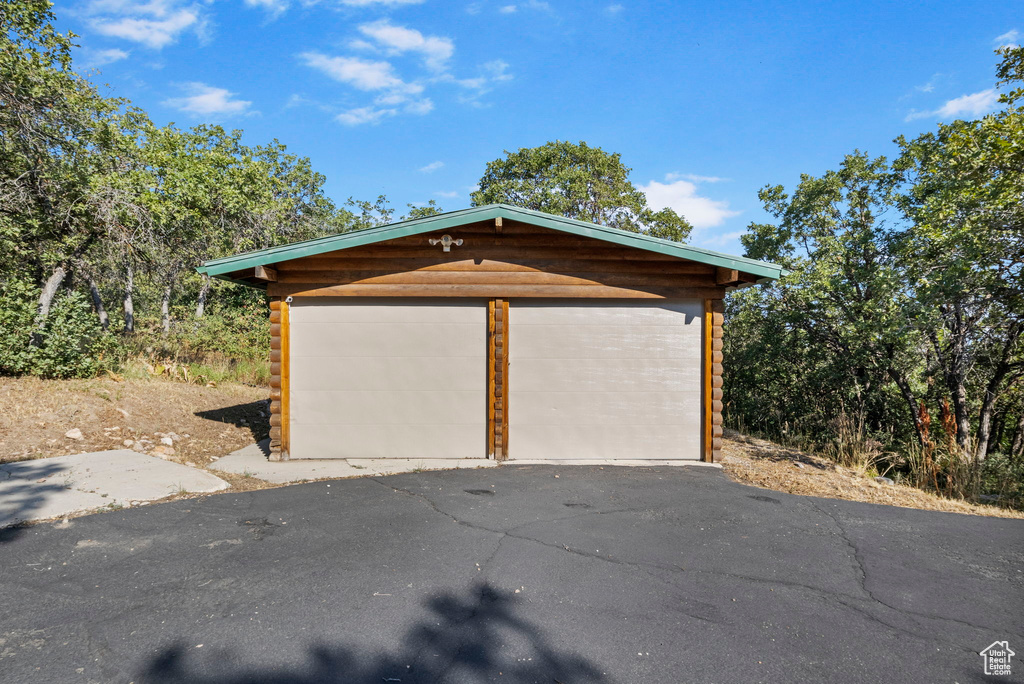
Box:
[0,450,228,528]
[210,440,498,484]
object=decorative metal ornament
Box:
[428,234,463,252]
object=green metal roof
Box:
[198,203,787,284]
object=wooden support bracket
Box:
[716,267,739,286]
[255,265,278,282]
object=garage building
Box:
[198,204,784,464]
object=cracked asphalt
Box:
[0,465,1021,683]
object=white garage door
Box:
[289,299,487,459]
[509,301,703,460]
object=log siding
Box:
[265,220,729,300]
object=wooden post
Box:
[489,298,510,460]
[500,299,509,459]
[269,298,283,459]
[703,299,725,462]
[281,297,291,459]
[268,297,291,461]
[487,300,496,458]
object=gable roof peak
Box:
[198,203,787,284]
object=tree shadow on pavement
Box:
[137,582,604,683]
[0,460,73,544]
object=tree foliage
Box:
[727,47,1024,501]
[0,0,415,374]
[472,140,693,241]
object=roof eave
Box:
[198,203,788,285]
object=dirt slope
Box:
[0,376,269,467]
[721,432,1022,519]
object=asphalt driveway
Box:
[0,465,1021,683]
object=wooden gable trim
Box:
[199,204,787,284]
[268,220,728,300]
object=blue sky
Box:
[59,0,1018,255]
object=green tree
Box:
[727,48,1024,502]
[894,46,1024,464]
[733,153,921,448]
[403,199,443,221]
[0,0,139,328]
[471,140,692,241]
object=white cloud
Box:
[301,19,510,125]
[482,59,512,81]
[606,3,623,14]
[84,0,207,48]
[665,172,729,183]
[419,161,444,173]
[348,38,377,51]
[284,93,336,113]
[244,0,289,14]
[908,73,942,95]
[498,0,549,12]
[163,82,253,116]
[91,10,198,48]
[339,0,423,5]
[300,52,416,92]
[372,91,406,106]
[250,0,422,8]
[330,97,432,125]
[79,47,130,67]
[898,73,949,102]
[936,89,1000,117]
[335,106,396,125]
[436,190,459,198]
[404,98,434,114]
[301,51,432,120]
[452,59,513,103]
[698,230,746,248]
[84,0,203,46]
[995,29,1019,48]
[905,88,1000,122]
[639,175,741,229]
[357,20,454,72]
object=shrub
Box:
[0,279,37,375]
[32,290,113,378]
[980,451,1024,509]
[0,279,114,379]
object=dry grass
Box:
[0,375,270,469]
[721,430,1024,519]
